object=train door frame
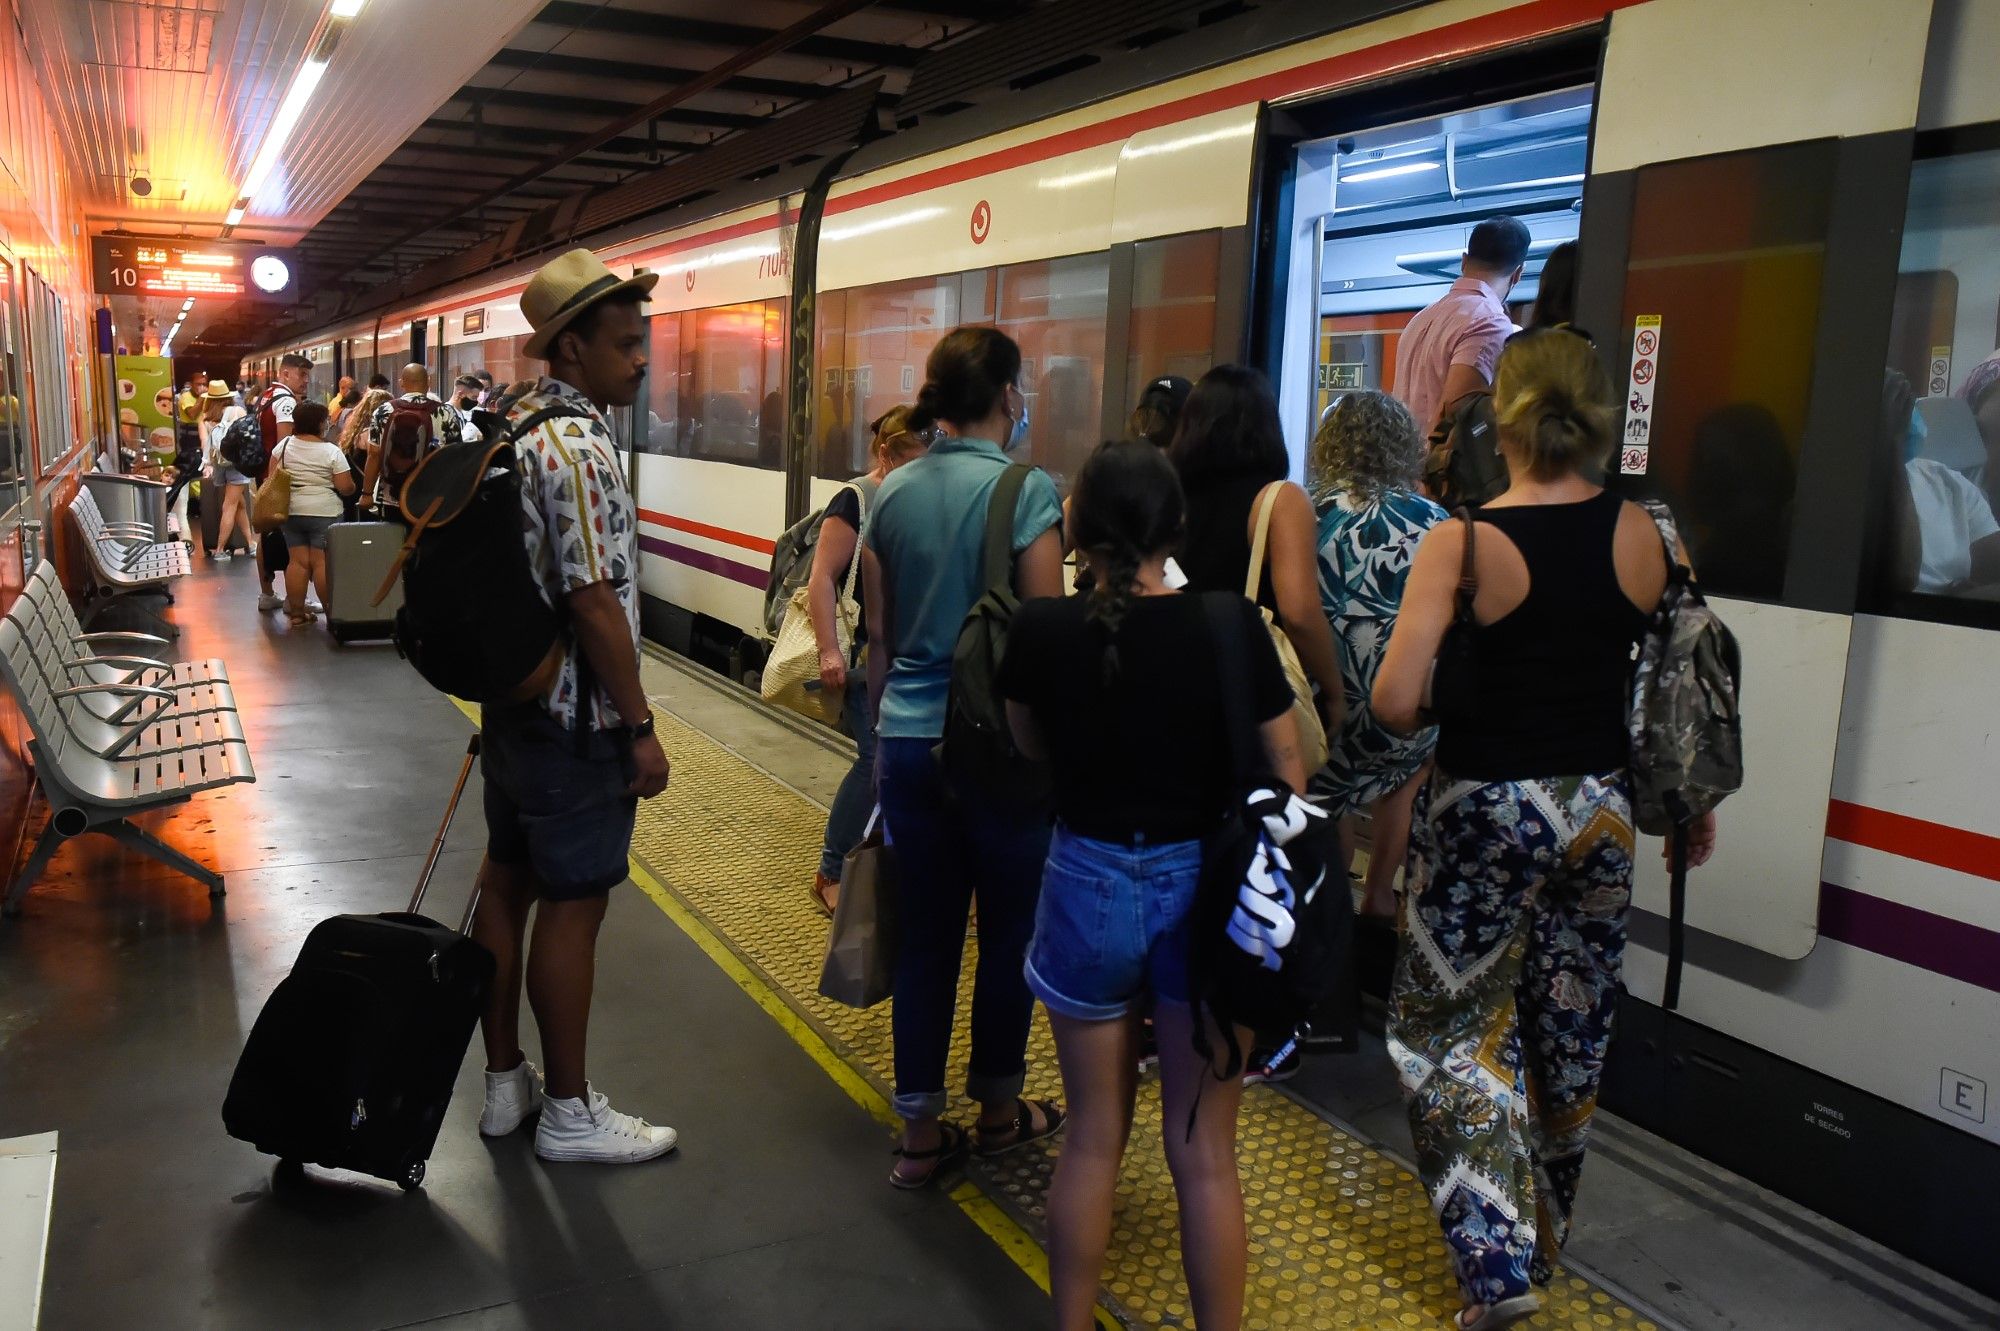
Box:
[1248,28,1608,461]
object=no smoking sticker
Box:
[1622,315,1663,475]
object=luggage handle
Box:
[410,732,482,934]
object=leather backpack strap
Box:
[1246,481,1283,600]
[982,463,1032,593]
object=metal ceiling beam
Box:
[875,0,1030,17]
[449,85,771,132]
[412,117,693,157]
[481,47,846,104]
[340,0,877,277]
[366,162,606,189]
[530,1,919,68]
[386,142,637,174]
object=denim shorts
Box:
[1024,826,1204,1021]
[222,467,251,487]
[280,513,337,550]
[481,701,637,900]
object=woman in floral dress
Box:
[1310,389,1447,918]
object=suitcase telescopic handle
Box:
[410,733,482,932]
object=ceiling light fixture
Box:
[227,0,363,233]
[1340,161,1441,184]
[331,0,367,15]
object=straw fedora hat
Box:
[521,248,658,359]
[206,379,234,399]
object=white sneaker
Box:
[257,593,282,611]
[213,550,232,562]
[479,1059,544,1137]
[533,1085,677,1164]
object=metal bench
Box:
[10,562,230,720]
[0,568,253,917]
[66,488,189,636]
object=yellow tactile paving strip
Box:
[632,709,1658,1331]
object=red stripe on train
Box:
[637,508,776,556]
[1827,800,2000,884]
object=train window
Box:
[448,333,528,398]
[640,299,788,468]
[814,272,991,480]
[0,259,24,508]
[1128,232,1222,398]
[999,253,1108,491]
[1870,143,2000,622]
[813,255,1108,489]
[1613,142,1835,602]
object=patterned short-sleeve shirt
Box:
[506,376,639,731]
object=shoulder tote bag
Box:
[763,483,866,724]
[1245,482,1329,774]
[251,441,294,534]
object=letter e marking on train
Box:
[970,200,992,245]
[1622,315,1663,475]
[1942,1068,1987,1123]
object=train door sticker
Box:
[1622,314,1662,475]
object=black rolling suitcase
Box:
[222,735,492,1190]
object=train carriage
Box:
[250,0,2000,1299]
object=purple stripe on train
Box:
[1819,883,2000,995]
[639,533,768,590]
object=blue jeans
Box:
[1025,827,1203,1021]
[818,679,876,880]
[876,736,1052,1121]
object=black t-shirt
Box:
[823,484,866,644]
[997,591,1293,842]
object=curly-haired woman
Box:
[1309,390,1448,918]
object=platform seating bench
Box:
[0,560,252,917]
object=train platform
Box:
[1,557,1995,1331]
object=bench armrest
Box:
[56,682,175,704]
[73,631,171,648]
[68,655,170,675]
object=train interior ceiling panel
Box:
[7,1,2000,1329]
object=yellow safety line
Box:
[447,697,1118,1330]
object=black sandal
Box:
[889,1122,968,1190]
[973,1097,1067,1158]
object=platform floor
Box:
[1,554,1995,1330]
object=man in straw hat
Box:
[467,248,678,1165]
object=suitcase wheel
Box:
[398,1159,426,1191]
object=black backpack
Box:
[371,405,591,706]
[1186,592,1351,1076]
[933,462,1050,807]
[218,402,272,477]
[1421,390,1506,510]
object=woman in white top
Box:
[269,399,355,627]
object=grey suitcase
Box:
[324,521,405,644]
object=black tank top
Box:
[1178,469,1279,612]
[1437,490,1650,781]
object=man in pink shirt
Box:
[1393,215,1531,436]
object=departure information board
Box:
[91,238,300,303]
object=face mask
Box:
[1006,395,1031,452]
[1905,405,1927,463]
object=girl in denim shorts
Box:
[996,439,1305,1331]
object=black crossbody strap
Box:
[1202,591,1257,790]
[982,463,1032,594]
[1663,825,1689,1010]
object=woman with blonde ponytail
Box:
[1371,327,1719,1331]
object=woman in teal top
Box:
[861,326,1067,1188]
[1311,390,1447,919]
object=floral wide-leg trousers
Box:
[1386,770,1635,1305]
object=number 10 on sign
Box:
[1621,315,1663,475]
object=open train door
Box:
[1575,0,1933,980]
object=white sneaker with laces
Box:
[479,1059,544,1137]
[213,550,232,562]
[257,593,282,611]
[534,1085,677,1164]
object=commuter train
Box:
[251,0,2000,1299]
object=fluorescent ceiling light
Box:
[1341,161,1441,184]
[239,57,329,204]
[225,206,245,227]
[331,0,367,15]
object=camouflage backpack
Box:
[1628,500,1744,837]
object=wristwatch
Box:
[630,714,656,740]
